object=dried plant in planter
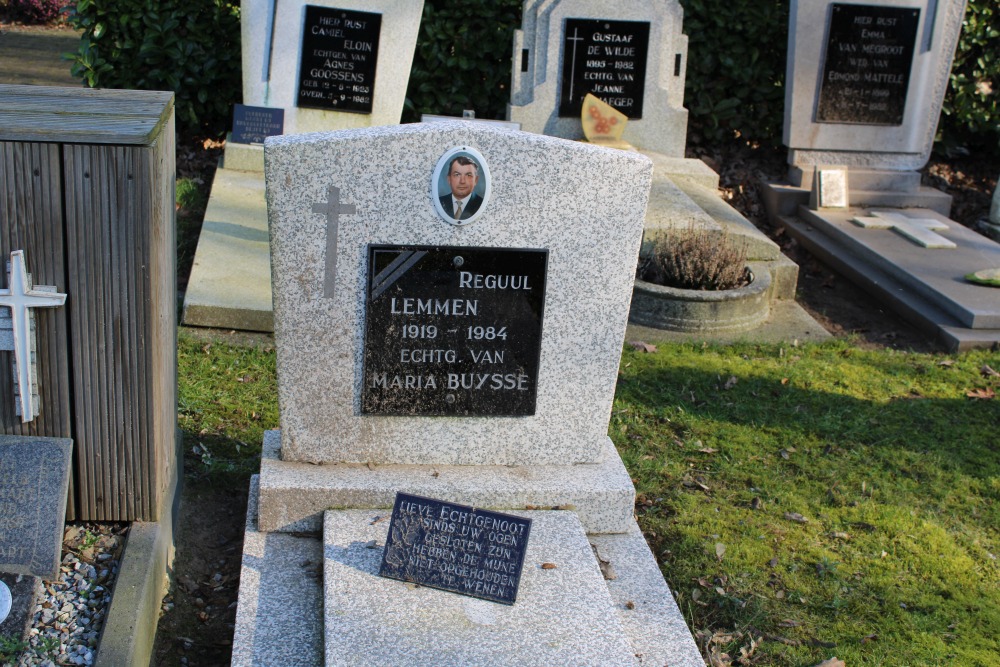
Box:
[638,229,751,291]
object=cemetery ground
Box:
[155,138,1000,667]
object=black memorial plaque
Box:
[559,18,650,119]
[297,5,381,113]
[231,104,284,144]
[379,493,532,605]
[362,245,547,416]
[816,4,920,125]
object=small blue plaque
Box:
[231,104,284,145]
[379,493,532,605]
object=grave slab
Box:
[780,206,1000,350]
[322,509,698,666]
[231,477,324,667]
[0,436,72,580]
[266,122,651,466]
[256,430,635,535]
[181,168,273,332]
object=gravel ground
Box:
[10,524,127,667]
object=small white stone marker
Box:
[0,250,68,422]
[812,168,848,209]
[851,211,957,249]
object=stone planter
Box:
[629,262,772,332]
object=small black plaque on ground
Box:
[378,493,532,605]
[231,104,284,144]
[0,436,72,580]
[361,245,548,416]
[297,5,381,113]
[559,18,650,119]
[816,3,920,125]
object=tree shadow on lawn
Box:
[614,351,999,483]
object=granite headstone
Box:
[0,436,73,580]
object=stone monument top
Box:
[508,0,689,156]
[783,0,968,173]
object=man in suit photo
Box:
[439,155,483,221]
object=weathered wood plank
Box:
[0,140,75,516]
[0,85,174,145]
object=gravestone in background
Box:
[508,0,689,156]
[764,0,1000,351]
[781,0,967,189]
[231,121,704,666]
[240,0,423,136]
[182,0,425,333]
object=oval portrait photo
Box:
[431,146,491,226]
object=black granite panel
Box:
[297,6,381,113]
[817,4,920,125]
[379,493,532,605]
[559,18,650,119]
[362,246,547,416]
[0,572,37,641]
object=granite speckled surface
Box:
[265,121,651,465]
[508,0,689,156]
[323,510,638,666]
[256,430,635,534]
[231,477,324,667]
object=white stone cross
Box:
[0,250,67,422]
[851,210,957,249]
[312,185,356,298]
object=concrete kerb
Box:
[93,431,182,667]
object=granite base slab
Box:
[234,479,703,667]
[181,168,273,332]
[323,509,633,666]
[231,476,324,667]
[323,509,704,667]
[257,430,635,535]
[0,573,36,642]
[780,208,1000,351]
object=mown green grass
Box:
[176,326,1000,664]
[613,340,999,666]
[177,329,279,485]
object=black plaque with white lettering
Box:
[559,18,650,119]
[379,493,532,605]
[816,4,920,125]
[231,104,284,144]
[361,245,547,416]
[297,5,381,113]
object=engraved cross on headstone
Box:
[312,185,356,298]
[0,251,67,422]
[851,211,957,249]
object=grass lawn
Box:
[614,340,999,666]
[178,329,999,666]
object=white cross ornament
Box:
[851,211,957,249]
[0,250,67,422]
